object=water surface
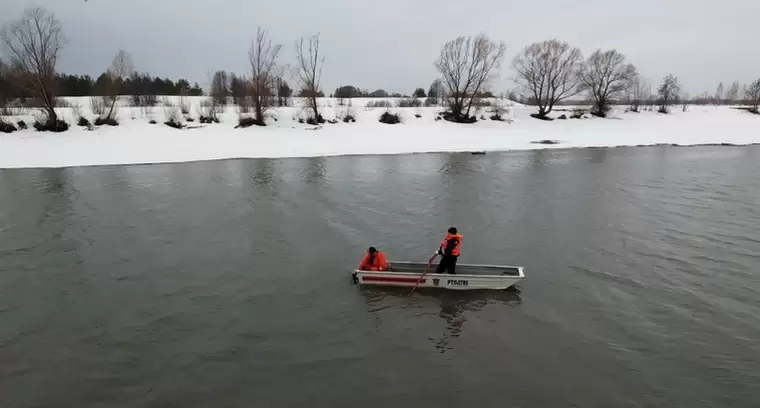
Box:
[1,146,759,408]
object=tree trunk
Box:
[106,97,116,120]
[311,95,318,122]
[46,106,57,123]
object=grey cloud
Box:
[3,0,758,95]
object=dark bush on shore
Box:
[379,111,401,124]
[199,116,220,124]
[94,117,119,126]
[0,120,17,133]
[442,112,476,123]
[34,119,69,132]
[17,120,28,130]
[306,114,325,125]
[530,113,553,121]
[235,117,264,128]
[164,118,185,129]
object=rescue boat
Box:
[352,261,525,291]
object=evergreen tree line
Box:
[1,71,204,100]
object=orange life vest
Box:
[440,233,463,256]
[359,250,388,271]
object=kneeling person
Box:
[359,246,389,271]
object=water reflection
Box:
[587,147,608,164]
[249,158,275,185]
[302,157,326,184]
[359,286,521,352]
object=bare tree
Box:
[103,50,134,120]
[578,49,637,117]
[277,77,292,107]
[628,76,648,112]
[210,70,229,106]
[427,79,445,105]
[248,28,283,125]
[715,82,724,105]
[0,58,10,114]
[294,33,324,123]
[0,7,65,125]
[657,74,680,113]
[745,78,760,113]
[434,33,506,122]
[726,81,740,105]
[513,39,583,118]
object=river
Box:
[1,146,759,408]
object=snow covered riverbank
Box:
[1,97,758,169]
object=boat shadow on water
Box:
[358,286,522,353]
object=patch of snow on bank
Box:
[0,97,758,169]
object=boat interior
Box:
[384,261,523,277]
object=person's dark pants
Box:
[436,255,458,274]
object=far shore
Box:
[1,97,758,169]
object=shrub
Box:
[34,119,69,132]
[199,99,223,124]
[199,116,220,124]
[342,115,356,123]
[164,118,184,129]
[90,96,108,117]
[530,113,554,121]
[558,114,567,120]
[396,98,422,108]
[306,114,325,125]
[0,120,17,133]
[442,112,476,123]
[366,100,393,108]
[235,117,264,128]
[17,120,28,130]
[590,107,609,118]
[415,113,422,118]
[658,106,669,114]
[142,94,159,107]
[490,114,504,121]
[77,117,92,127]
[570,108,587,119]
[379,111,401,124]
[179,96,190,114]
[149,120,157,124]
[327,118,339,124]
[94,117,119,126]
[185,116,195,122]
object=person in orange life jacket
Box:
[359,246,389,271]
[435,227,463,274]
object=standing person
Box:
[436,227,463,274]
[358,246,389,271]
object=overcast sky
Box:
[4,0,759,96]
